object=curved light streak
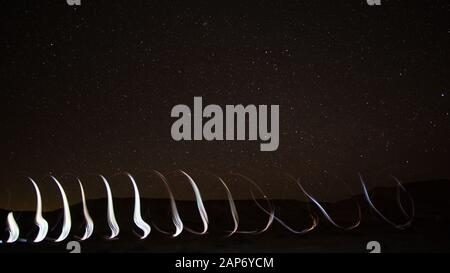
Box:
[7,171,414,243]
[254,199,318,234]
[151,170,183,237]
[359,174,414,229]
[99,175,120,239]
[217,176,239,236]
[251,172,318,235]
[123,172,151,239]
[6,212,20,243]
[296,179,361,230]
[178,170,209,235]
[78,179,94,241]
[29,177,49,243]
[232,173,275,235]
[49,176,72,242]
[393,176,416,221]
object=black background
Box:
[0,0,449,205]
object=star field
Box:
[0,0,449,205]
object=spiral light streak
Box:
[78,179,94,241]
[296,180,361,230]
[99,175,120,239]
[49,176,72,242]
[232,173,275,235]
[266,173,319,234]
[29,177,49,243]
[359,174,414,229]
[179,170,209,235]
[253,197,318,234]
[393,176,415,221]
[217,176,239,236]
[0,171,416,245]
[6,212,20,243]
[152,170,183,237]
[124,172,151,239]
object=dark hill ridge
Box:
[0,179,449,252]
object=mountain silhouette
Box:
[1,179,449,252]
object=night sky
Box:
[0,0,449,209]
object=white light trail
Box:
[152,170,183,237]
[6,212,20,243]
[217,176,239,236]
[77,179,94,241]
[29,177,49,243]
[124,172,151,239]
[179,170,209,235]
[50,176,72,242]
[99,175,120,239]
[296,179,361,230]
[233,173,275,235]
[359,174,414,229]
